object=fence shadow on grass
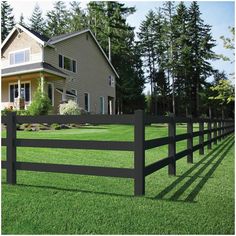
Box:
[154,135,234,202]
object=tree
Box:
[1,0,15,42]
[29,3,45,34]
[220,26,235,79]
[68,1,87,32]
[46,1,70,36]
[19,13,25,26]
[138,10,158,114]
[187,1,216,117]
[172,2,191,115]
[209,79,234,118]
[162,1,176,114]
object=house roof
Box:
[20,25,50,42]
[1,24,119,78]
[1,62,67,78]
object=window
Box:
[59,54,76,73]
[9,82,30,102]
[9,49,30,65]
[108,75,115,87]
[47,83,54,106]
[99,97,105,114]
[84,93,90,112]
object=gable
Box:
[51,30,119,78]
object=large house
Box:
[1,24,118,114]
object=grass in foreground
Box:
[1,125,235,234]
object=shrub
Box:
[28,90,51,116]
[16,110,30,116]
[59,100,84,115]
[51,123,61,130]
[1,108,13,116]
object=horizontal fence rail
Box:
[1,111,234,196]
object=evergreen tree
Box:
[19,13,25,26]
[46,1,70,36]
[68,1,87,32]
[29,3,45,34]
[162,1,176,114]
[138,10,157,114]
[1,0,15,42]
[187,1,216,117]
[172,1,191,115]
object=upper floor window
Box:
[108,75,115,87]
[9,49,30,65]
[59,54,76,73]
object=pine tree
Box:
[46,1,70,36]
[29,3,45,34]
[1,0,15,42]
[162,1,176,114]
[172,1,191,115]
[19,13,25,26]
[138,10,157,106]
[68,1,87,32]
[187,1,216,117]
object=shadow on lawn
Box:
[154,135,234,202]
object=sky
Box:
[7,0,235,93]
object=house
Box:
[1,24,118,114]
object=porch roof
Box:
[1,62,68,78]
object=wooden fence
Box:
[1,110,234,196]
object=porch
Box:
[1,62,68,113]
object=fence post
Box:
[207,120,212,149]
[199,120,204,155]
[213,120,217,145]
[134,110,145,196]
[222,120,225,139]
[168,114,176,175]
[187,116,193,163]
[218,121,222,142]
[6,112,17,184]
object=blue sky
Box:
[8,0,235,92]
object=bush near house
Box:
[28,90,52,116]
[59,100,86,115]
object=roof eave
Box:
[1,24,46,50]
[1,67,67,79]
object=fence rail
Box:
[1,111,234,196]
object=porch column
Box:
[16,77,21,110]
[62,80,66,102]
[17,78,21,98]
[40,73,45,94]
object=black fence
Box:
[1,111,234,196]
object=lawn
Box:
[1,124,235,234]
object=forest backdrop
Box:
[1,1,235,118]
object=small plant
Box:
[59,100,83,115]
[16,110,30,116]
[28,90,52,116]
[1,107,13,116]
[51,123,61,130]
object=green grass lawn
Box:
[1,125,235,234]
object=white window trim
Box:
[84,92,90,112]
[47,82,55,106]
[8,81,31,103]
[9,47,31,66]
[109,75,115,87]
[100,96,105,114]
[59,54,77,73]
